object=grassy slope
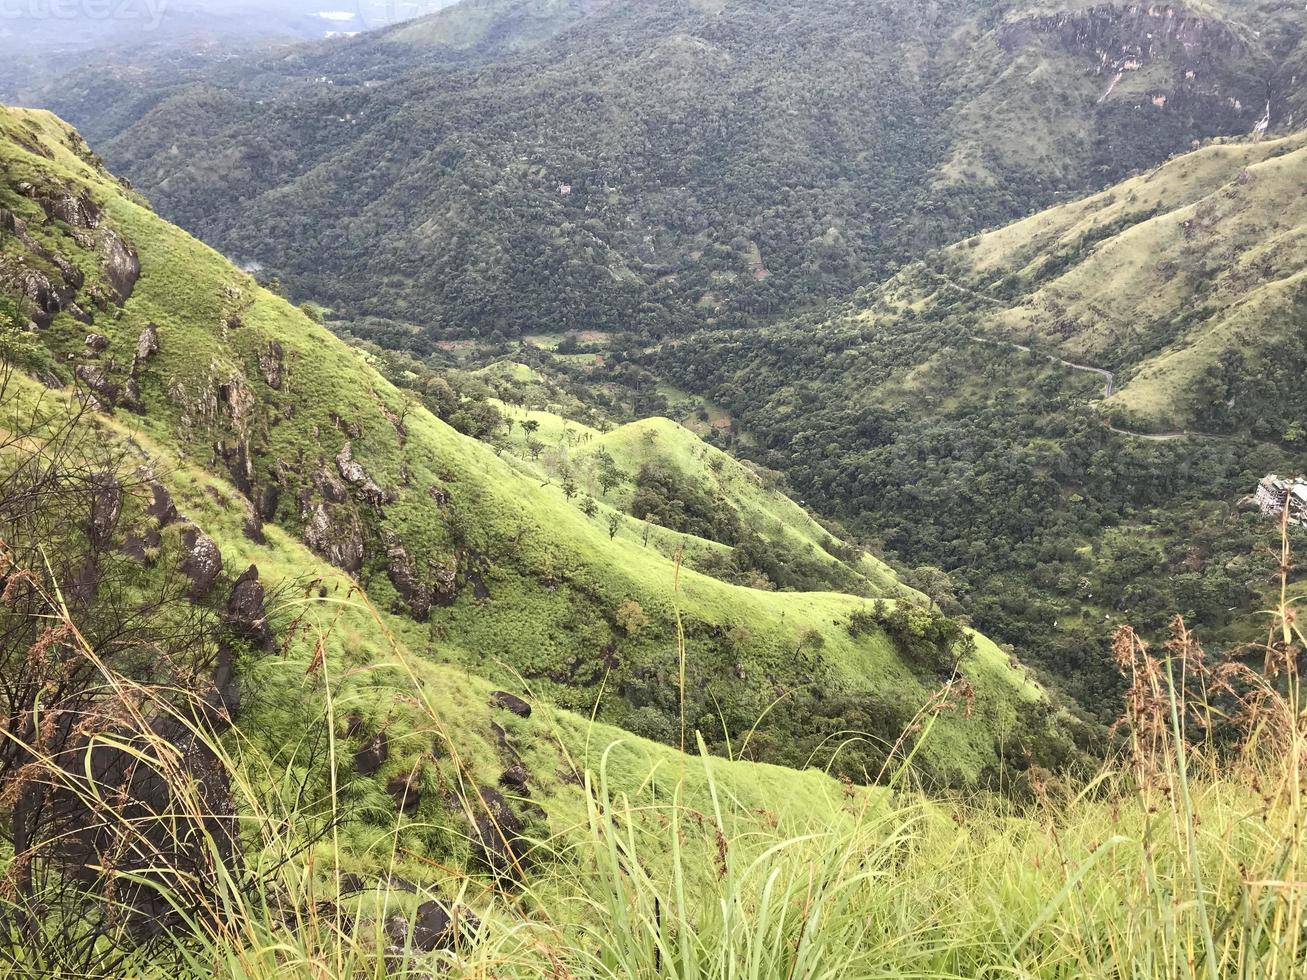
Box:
[931,132,1307,431]
[0,367,871,890]
[0,105,1042,785]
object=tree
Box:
[607,513,622,540]
[615,600,649,636]
[562,477,578,500]
[522,419,540,437]
[581,496,598,518]
[595,448,623,496]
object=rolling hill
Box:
[922,131,1307,439]
[0,102,1063,802]
[635,129,1307,714]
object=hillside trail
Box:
[923,272,1116,395]
[916,274,1256,445]
[965,333,1116,397]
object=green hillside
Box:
[924,132,1307,438]
[639,131,1307,716]
[33,0,1300,339]
[0,104,1057,797]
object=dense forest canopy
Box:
[35,0,1307,340]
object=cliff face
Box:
[999,3,1258,123]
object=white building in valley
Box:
[1255,475,1307,527]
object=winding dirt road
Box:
[966,334,1116,398]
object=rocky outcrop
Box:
[37,188,101,230]
[100,228,140,303]
[73,363,118,411]
[87,472,122,548]
[469,785,528,879]
[0,253,83,328]
[382,529,434,621]
[499,764,530,791]
[133,322,160,368]
[335,441,392,508]
[225,565,272,649]
[489,691,531,718]
[124,480,178,559]
[120,378,144,414]
[302,501,365,574]
[257,340,284,389]
[179,525,223,598]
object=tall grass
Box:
[0,526,1303,978]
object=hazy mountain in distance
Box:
[0,0,460,102]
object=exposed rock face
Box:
[146,481,178,526]
[489,691,531,718]
[997,3,1253,122]
[133,322,159,370]
[432,559,458,605]
[100,229,140,303]
[39,189,101,229]
[382,529,433,622]
[335,441,391,508]
[84,332,109,353]
[73,363,118,411]
[0,254,79,328]
[124,480,178,559]
[257,340,284,389]
[120,377,144,413]
[257,486,280,521]
[225,565,272,649]
[302,501,365,574]
[311,465,349,504]
[180,525,223,598]
[242,513,266,544]
[46,713,238,927]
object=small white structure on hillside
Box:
[1255,475,1307,527]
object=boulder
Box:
[84,332,109,353]
[179,525,223,598]
[74,364,118,410]
[302,502,364,574]
[335,441,391,508]
[489,691,531,718]
[133,322,159,370]
[412,899,479,952]
[120,378,144,414]
[225,565,272,649]
[354,732,388,776]
[146,481,178,526]
[242,513,266,544]
[499,764,530,791]
[386,770,422,816]
[470,785,527,879]
[382,529,433,622]
[41,189,101,229]
[99,228,140,303]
